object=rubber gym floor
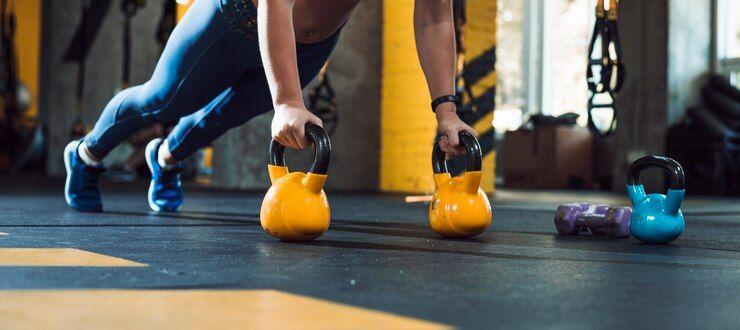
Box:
[0,177,738,329]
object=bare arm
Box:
[414,0,477,155]
[258,0,322,149]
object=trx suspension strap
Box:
[586,0,609,94]
[70,1,90,140]
[604,0,624,93]
[586,0,624,137]
[121,0,145,90]
[307,64,338,135]
[64,0,112,139]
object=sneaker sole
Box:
[63,141,76,207]
[145,139,163,212]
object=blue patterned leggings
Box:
[84,0,339,160]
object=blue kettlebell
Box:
[626,155,686,244]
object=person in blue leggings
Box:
[65,0,478,212]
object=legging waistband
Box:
[219,0,258,40]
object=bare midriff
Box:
[252,0,362,44]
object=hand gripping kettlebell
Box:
[429,132,492,238]
[260,124,331,241]
[626,155,686,244]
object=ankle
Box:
[78,142,102,166]
[157,139,178,169]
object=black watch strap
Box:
[431,95,460,113]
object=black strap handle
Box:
[586,0,624,137]
[627,155,685,190]
[587,91,618,137]
[269,123,331,175]
[604,6,625,93]
[586,21,609,93]
[432,132,482,174]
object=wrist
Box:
[434,102,457,115]
[435,105,458,123]
[274,100,306,111]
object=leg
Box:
[166,70,271,161]
[64,0,260,212]
[142,28,340,213]
[164,34,341,161]
[83,0,260,160]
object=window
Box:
[494,0,526,133]
[716,0,740,85]
[496,0,595,132]
[545,0,593,122]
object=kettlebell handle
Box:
[627,155,685,190]
[269,123,331,175]
[432,132,482,174]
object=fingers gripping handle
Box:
[432,132,483,193]
[269,123,332,175]
[432,132,483,174]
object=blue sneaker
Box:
[64,140,104,212]
[145,138,184,212]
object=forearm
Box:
[414,1,456,110]
[257,0,303,107]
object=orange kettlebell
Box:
[429,132,492,238]
[260,124,331,241]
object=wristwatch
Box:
[431,95,460,113]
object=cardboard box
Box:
[503,127,593,189]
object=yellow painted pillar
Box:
[380,0,496,194]
[176,0,193,22]
[380,0,437,193]
[15,0,41,119]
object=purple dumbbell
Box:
[554,203,631,238]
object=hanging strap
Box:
[586,0,623,137]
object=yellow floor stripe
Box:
[0,248,147,267]
[0,290,449,330]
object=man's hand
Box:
[271,103,323,149]
[436,103,478,155]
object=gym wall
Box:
[41,0,167,176]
